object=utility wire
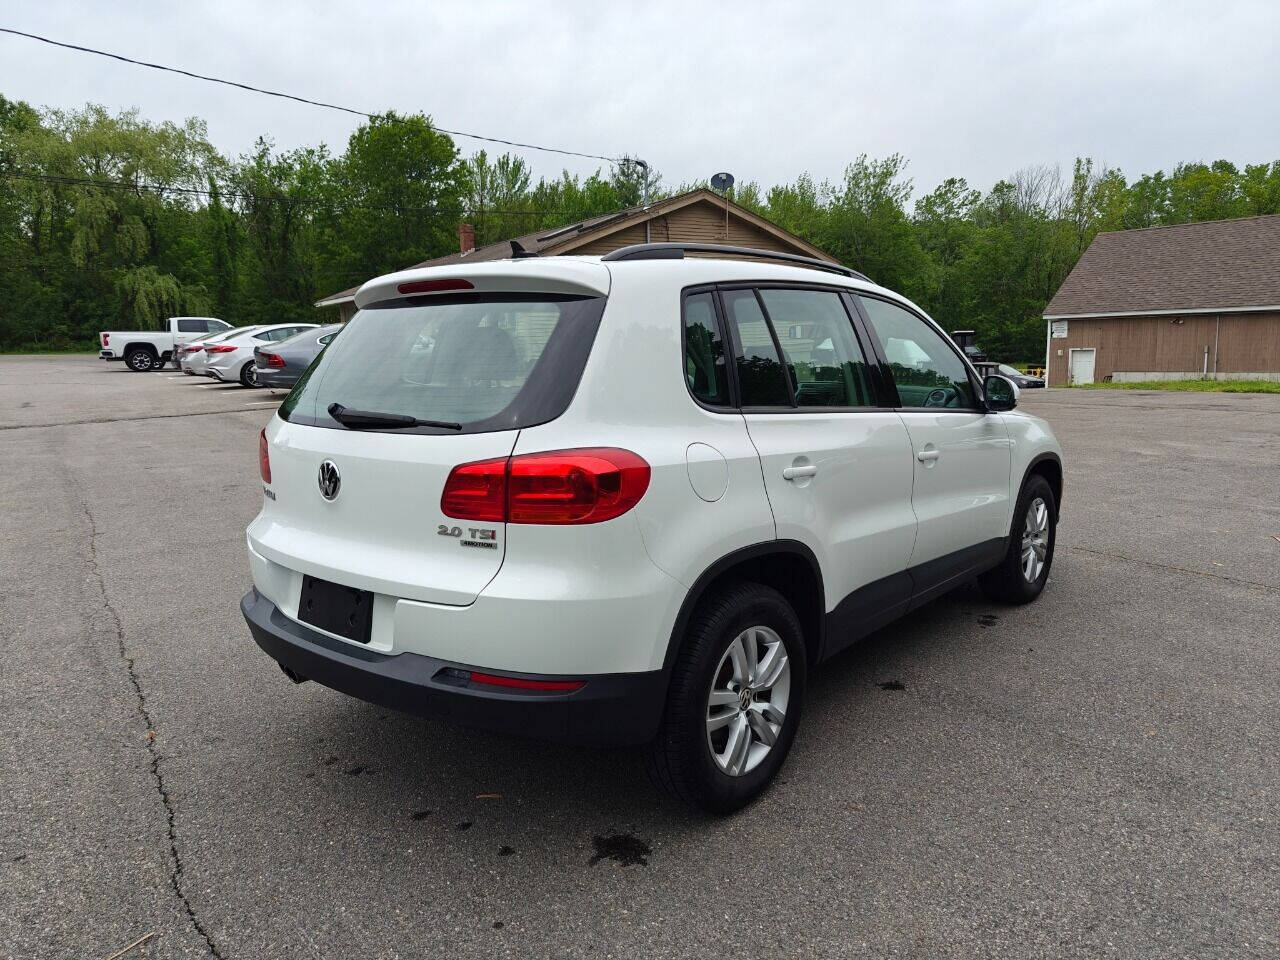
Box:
[0,26,641,167]
[1,170,621,218]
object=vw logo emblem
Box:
[317,460,341,501]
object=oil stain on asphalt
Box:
[590,833,651,867]
[878,680,906,691]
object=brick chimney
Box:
[458,222,476,254]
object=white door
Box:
[856,296,1012,588]
[720,287,918,611]
[1069,348,1096,385]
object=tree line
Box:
[2,94,1278,360]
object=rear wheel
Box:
[646,582,806,814]
[239,360,260,387]
[979,474,1056,603]
[124,348,155,372]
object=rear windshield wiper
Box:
[327,402,462,431]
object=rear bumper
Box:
[100,350,117,360]
[256,369,297,389]
[240,588,666,745]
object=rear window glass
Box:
[281,294,606,434]
[721,289,791,406]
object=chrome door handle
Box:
[916,449,941,463]
[782,464,818,481]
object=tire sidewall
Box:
[125,350,154,372]
[681,588,807,812]
[239,361,259,387]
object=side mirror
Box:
[984,374,1019,411]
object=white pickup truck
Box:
[99,316,233,371]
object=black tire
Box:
[978,474,1057,603]
[645,582,807,814]
[239,360,260,388]
[124,348,155,372]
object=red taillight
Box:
[181,344,204,353]
[260,352,286,369]
[440,457,508,522]
[468,672,585,692]
[440,448,650,525]
[207,344,237,353]
[397,278,474,295]
[101,333,109,347]
[259,429,271,484]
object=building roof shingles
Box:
[1044,214,1280,317]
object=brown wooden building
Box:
[315,188,837,322]
[1043,215,1280,385]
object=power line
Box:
[0,26,642,167]
[2,170,620,219]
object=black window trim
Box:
[850,291,987,413]
[683,280,886,415]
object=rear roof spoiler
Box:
[601,243,870,283]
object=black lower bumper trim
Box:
[240,588,666,746]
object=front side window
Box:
[858,296,977,409]
[682,292,730,406]
[721,289,791,406]
[758,289,873,407]
[281,294,606,434]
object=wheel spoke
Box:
[724,715,751,775]
[753,643,788,691]
[745,709,777,747]
[706,709,736,734]
[727,635,750,685]
[708,688,739,707]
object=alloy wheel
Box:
[706,625,791,777]
[1021,496,1049,582]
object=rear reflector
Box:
[468,672,585,692]
[259,429,271,484]
[396,278,475,295]
[207,344,237,353]
[441,448,650,525]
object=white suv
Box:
[241,244,1063,812]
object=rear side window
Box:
[682,292,730,406]
[721,289,791,406]
[758,289,873,407]
[177,318,207,333]
[281,294,606,434]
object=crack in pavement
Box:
[1063,544,1279,592]
[81,501,225,960]
[2,405,277,431]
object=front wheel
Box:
[979,474,1057,603]
[646,582,806,814]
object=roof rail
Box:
[600,242,870,283]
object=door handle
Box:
[782,464,818,481]
[916,449,941,463]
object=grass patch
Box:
[1076,379,1280,394]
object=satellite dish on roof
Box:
[710,172,735,193]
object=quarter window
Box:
[758,289,873,407]
[682,292,730,406]
[721,289,791,406]
[858,296,977,409]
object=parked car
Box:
[241,244,1064,813]
[203,323,319,387]
[254,324,343,390]
[177,326,260,375]
[975,361,1045,389]
[99,316,232,371]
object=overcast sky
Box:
[4,0,1278,200]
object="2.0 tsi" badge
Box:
[437,524,499,549]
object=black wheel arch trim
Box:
[660,539,826,674]
[1021,452,1064,514]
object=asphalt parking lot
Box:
[2,355,1278,959]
